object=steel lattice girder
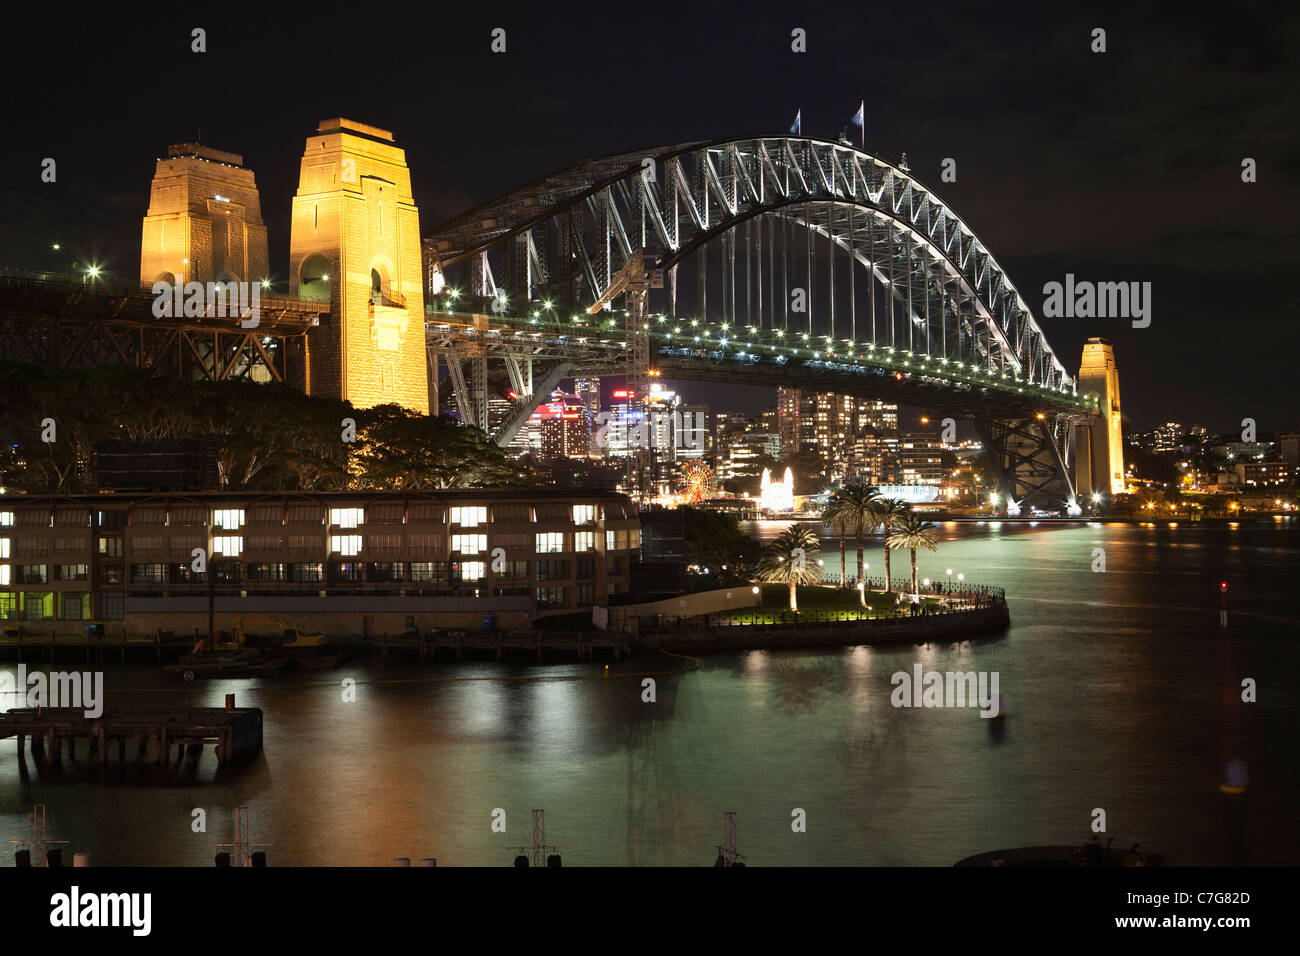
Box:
[0,274,323,382]
[423,135,1074,393]
[976,416,1082,508]
[0,312,293,382]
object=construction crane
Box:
[587,251,658,500]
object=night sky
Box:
[2,1,1296,432]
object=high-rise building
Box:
[531,391,592,460]
[573,377,602,420]
[777,387,801,457]
[1153,422,1185,454]
[897,433,945,485]
[719,433,780,481]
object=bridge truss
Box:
[424,135,1098,509]
[0,273,326,385]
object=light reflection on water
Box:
[1,520,1297,866]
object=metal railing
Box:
[637,579,1006,636]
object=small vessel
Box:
[164,648,287,680]
[956,839,1162,867]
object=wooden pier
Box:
[0,704,263,767]
[0,629,190,664]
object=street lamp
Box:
[51,242,70,274]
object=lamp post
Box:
[946,568,953,608]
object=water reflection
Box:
[1,520,1297,865]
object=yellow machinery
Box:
[215,615,326,651]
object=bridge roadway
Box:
[423,306,1100,423]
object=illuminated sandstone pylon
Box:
[139,144,268,288]
[289,118,429,413]
[1076,337,1126,497]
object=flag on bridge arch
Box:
[849,100,864,146]
[790,109,802,135]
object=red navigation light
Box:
[1220,581,1228,591]
[894,372,903,381]
[507,389,518,400]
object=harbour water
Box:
[2,519,1297,866]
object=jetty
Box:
[0,700,263,767]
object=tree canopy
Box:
[0,360,529,493]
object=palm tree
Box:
[873,497,911,592]
[886,513,939,598]
[756,524,822,612]
[820,493,853,587]
[837,482,881,602]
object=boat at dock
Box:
[164,648,287,680]
[955,839,1162,867]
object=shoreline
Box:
[630,603,1010,654]
[745,514,1287,525]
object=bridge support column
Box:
[977,416,1080,514]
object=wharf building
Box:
[0,489,640,637]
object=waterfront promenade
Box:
[628,579,1009,654]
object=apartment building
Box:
[0,489,640,637]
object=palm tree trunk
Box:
[839,530,846,587]
[789,577,797,612]
[855,529,866,605]
[910,549,918,597]
[852,528,863,587]
[882,518,892,592]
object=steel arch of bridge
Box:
[424,135,1076,396]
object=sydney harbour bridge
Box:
[0,128,1116,513]
[424,135,1102,512]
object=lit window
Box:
[451,534,486,555]
[573,504,596,525]
[0,565,8,586]
[0,511,13,527]
[0,538,9,559]
[574,531,595,552]
[450,506,487,528]
[458,561,486,581]
[535,532,565,554]
[212,535,243,556]
[329,507,364,529]
[330,535,362,556]
[213,509,245,530]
